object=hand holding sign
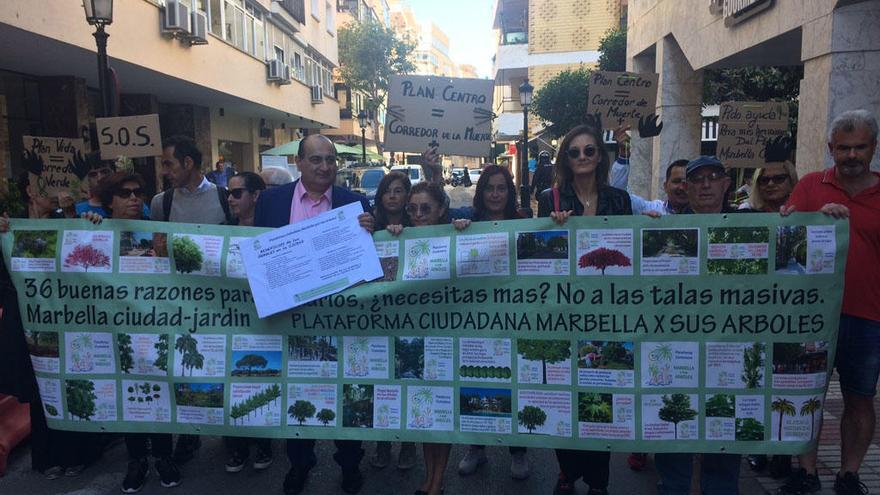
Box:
[638,114,663,138]
[763,135,793,163]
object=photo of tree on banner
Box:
[516,230,570,276]
[705,394,735,440]
[578,393,613,424]
[772,341,829,389]
[517,339,571,385]
[172,234,204,274]
[288,336,338,378]
[707,227,770,275]
[231,350,282,377]
[25,330,60,373]
[705,342,765,389]
[173,334,226,377]
[460,387,512,434]
[230,383,281,426]
[119,231,170,274]
[343,384,374,428]
[170,233,223,276]
[11,230,58,271]
[775,225,807,274]
[575,229,634,276]
[395,336,424,379]
[642,393,699,440]
[517,390,572,437]
[287,383,337,427]
[577,341,634,388]
[640,228,700,275]
[772,395,823,442]
[66,379,97,421]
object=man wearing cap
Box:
[653,155,743,495]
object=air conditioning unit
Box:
[267,59,283,81]
[188,10,209,45]
[162,0,191,34]
[310,85,324,103]
[279,64,292,85]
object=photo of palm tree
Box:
[771,397,796,441]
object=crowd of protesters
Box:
[0,108,878,495]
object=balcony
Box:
[278,0,305,24]
[492,43,528,78]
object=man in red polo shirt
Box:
[777,109,880,495]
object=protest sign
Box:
[1,213,846,455]
[384,75,494,157]
[22,136,87,202]
[717,101,790,168]
[587,71,659,127]
[95,114,162,160]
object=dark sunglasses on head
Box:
[756,174,789,186]
[566,145,598,159]
[228,188,253,199]
[114,187,143,198]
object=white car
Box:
[468,168,481,184]
[390,165,424,185]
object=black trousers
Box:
[554,449,610,489]
[286,439,363,470]
[125,433,173,459]
[227,436,272,457]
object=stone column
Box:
[651,35,703,199]
[628,51,656,199]
[798,2,880,175]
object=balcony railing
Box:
[279,0,306,24]
[501,31,528,45]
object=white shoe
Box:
[457,446,487,475]
[509,451,530,480]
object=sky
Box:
[405,0,496,78]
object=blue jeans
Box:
[655,453,740,495]
[835,314,880,397]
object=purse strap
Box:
[552,186,561,212]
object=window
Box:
[209,0,222,34]
[311,0,320,21]
[293,52,305,81]
[274,46,285,63]
[326,1,334,34]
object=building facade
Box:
[0,0,340,192]
[627,0,880,200]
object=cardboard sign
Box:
[22,136,87,201]
[384,75,495,157]
[587,71,659,127]
[95,114,162,160]
[717,101,789,168]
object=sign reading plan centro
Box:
[384,75,494,157]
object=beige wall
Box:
[0,0,339,127]
[529,0,622,55]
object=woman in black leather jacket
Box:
[537,123,631,495]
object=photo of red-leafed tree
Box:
[578,247,631,275]
[63,244,110,272]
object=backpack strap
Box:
[552,186,561,212]
[216,186,233,225]
[162,188,175,222]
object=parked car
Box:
[355,167,386,205]
[449,167,467,186]
[390,164,424,186]
[468,168,481,185]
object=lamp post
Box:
[357,110,368,166]
[83,0,114,117]
[518,79,534,217]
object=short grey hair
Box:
[260,166,294,186]
[828,109,879,142]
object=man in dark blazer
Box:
[254,134,372,495]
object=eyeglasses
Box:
[228,188,253,199]
[756,174,789,186]
[88,168,112,179]
[687,171,727,185]
[566,146,598,159]
[114,187,143,198]
[405,203,434,216]
[307,155,338,166]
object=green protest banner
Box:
[1,213,847,455]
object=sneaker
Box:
[172,435,201,464]
[457,446,487,475]
[553,473,575,495]
[155,457,181,488]
[43,466,63,480]
[253,448,273,470]
[122,458,149,494]
[509,450,530,480]
[397,442,417,470]
[628,453,648,471]
[776,468,821,495]
[834,472,868,495]
[64,464,86,477]
[225,452,247,473]
[341,468,364,494]
[371,442,392,469]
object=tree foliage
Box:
[316,408,336,426]
[705,394,735,418]
[154,334,169,372]
[63,244,110,272]
[518,405,547,433]
[530,68,592,139]
[175,334,204,376]
[703,66,803,134]
[235,354,268,372]
[736,418,765,441]
[578,393,613,423]
[658,394,697,439]
[578,247,631,275]
[517,339,570,384]
[800,397,822,440]
[66,379,97,421]
[118,333,134,374]
[230,384,282,424]
[289,400,317,425]
[597,27,627,71]
[338,19,416,151]
[172,236,203,274]
[771,397,796,441]
[741,343,765,388]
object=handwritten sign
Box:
[22,136,86,201]
[717,101,789,168]
[587,71,659,127]
[96,114,162,160]
[384,75,494,157]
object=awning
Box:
[348,145,384,161]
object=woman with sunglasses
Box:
[227,172,266,227]
[538,124,631,495]
[748,161,798,213]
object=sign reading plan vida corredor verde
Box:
[1,213,846,454]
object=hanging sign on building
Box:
[22,136,87,202]
[384,75,495,157]
[716,101,789,168]
[95,114,162,160]
[586,71,659,128]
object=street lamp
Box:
[518,79,534,217]
[357,110,368,166]
[82,0,114,117]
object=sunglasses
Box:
[405,203,434,216]
[228,188,253,199]
[756,174,789,186]
[114,187,143,198]
[566,146,598,159]
[687,171,727,184]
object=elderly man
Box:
[259,166,294,188]
[777,109,880,495]
[254,134,372,495]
